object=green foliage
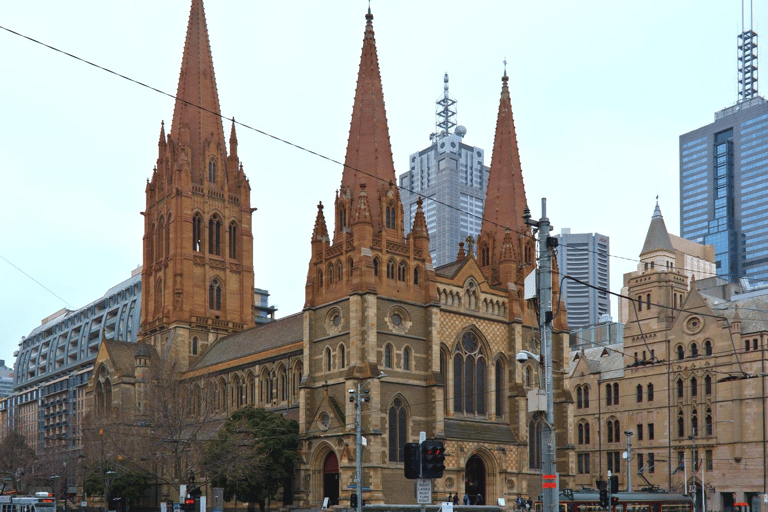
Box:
[203,406,299,511]
[83,463,149,504]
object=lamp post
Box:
[349,372,387,512]
[104,471,116,512]
[523,199,558,512]
[50,476,60,512]
[624,431,634,492]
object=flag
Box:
[671,460,685,475]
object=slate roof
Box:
[434,257,470,279]
[190,313,303,371]
[102,339,159,377]
[569,343,624,380]
[640,202,674,256]
[703,293,768,333]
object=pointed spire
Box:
[456,242,466,261]
[230,118,238,159]
[641,199,674,255]
[340,9,397,234]
[170,0,226,175]
[481,73,528,264]
[411,196,429,239]
[353,182,373,225]
[312,202,329,241]
[158,121,166,147]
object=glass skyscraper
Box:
[680,98,768,283]
[399,75,489,267]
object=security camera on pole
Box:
[522,198,559,512]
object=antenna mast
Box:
[738,0,759,102]
[435,73,457,137]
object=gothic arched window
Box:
[373,258,379,277]
[480,244,490,267]
[384,344,393,368]
[413,266,420,285]
[452,331,487,415]
[325,347,332,372]
[209,279,222,310]
[192,213,203,252]
[583,386,590,407]
[398,261,406,281]
[705,339,713,356]
[157,216,165,260]
[208,215,222,256]
[677,345,685,360]
[647,383,654,401]
[705,375,712,395]
[529,415,542,469]
[677,378,684,399]
[387,259,395,280]
[577,386,583,409]
[691,343,699,358]
[208,157,217,184]
[677,410,685,437]
[691,377,698,397]
[388,398,408,462]
[192,337,199,355]
[495,359,504,417]
[403,347,411,371]
[228,221,238,259]
[339,344,346,369]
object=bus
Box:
[0,493,57,512]
[536,490,694,512]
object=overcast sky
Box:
[0,1,759,368]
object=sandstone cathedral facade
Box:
[88,0,574,507]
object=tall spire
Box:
[170,0,226,178]
[738,0,759,102]
[435,72,457,137]
[340,9,397,234]
[480,73,528,263]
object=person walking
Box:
[475,494,483,506]
[453,494,459,506]
[463,494,470,505]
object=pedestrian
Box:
[448,493,453,504]
[463,494,470,505]
[526,498,533,511]
[475,494,483,506]
[453,494,459,506]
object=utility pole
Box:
[625,431,634,492]
[351,373,386,512]
[524,198,558,512]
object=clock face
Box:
[461,332,478,353]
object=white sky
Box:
[0,1,760,368]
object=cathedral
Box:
[87,0,574,508]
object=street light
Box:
[349,372,387,512]
[50,476,59,512]
[624,431,634,492]
[105,471,117,512]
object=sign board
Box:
[524,269,537,300]
[542,474,558,490]
[441,502,454,512]
[179,485,187,502]
[173,504,180,512]
[81,503,88,509]
[498,498,506,507]
[417,479,432,504]
[200,496,207,512]
[322,497,329,509]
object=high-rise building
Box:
[399,74,489,267]
[679,13,768,283]
[554,229,610,328]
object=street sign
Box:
[417,479,432,504]
[543,474,558,489]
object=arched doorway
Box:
[323,452,340,505]
[465,455,486,505]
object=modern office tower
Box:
[554,229,610,328]
[399,74,490,267]
[679,12,768,283]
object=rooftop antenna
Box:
[738,0,758,102]
[435,72,457,138]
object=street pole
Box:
[625,431,634,492]
[355,381,363,512]
[352,373,386,512]
[525,198,558,512]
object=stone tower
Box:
[139,0,254,369]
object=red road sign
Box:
[543,475,557,480]
[542,483,557,489]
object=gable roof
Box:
[189,313,303,372]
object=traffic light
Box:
[182,498,195,512]
[611,497,619,508]
[598,489,608,508]
[610,475,619,493]
[350,493,358,508]
[421,440,446,479]
[404,443,421,479]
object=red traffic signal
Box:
[421,440,445,479]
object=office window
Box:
[637,424,643,441]
[648,423,654,440]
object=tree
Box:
[203,406,299,512]
[0,430,36,493]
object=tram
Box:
[0,493,56,512]
[536,489,694,512]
